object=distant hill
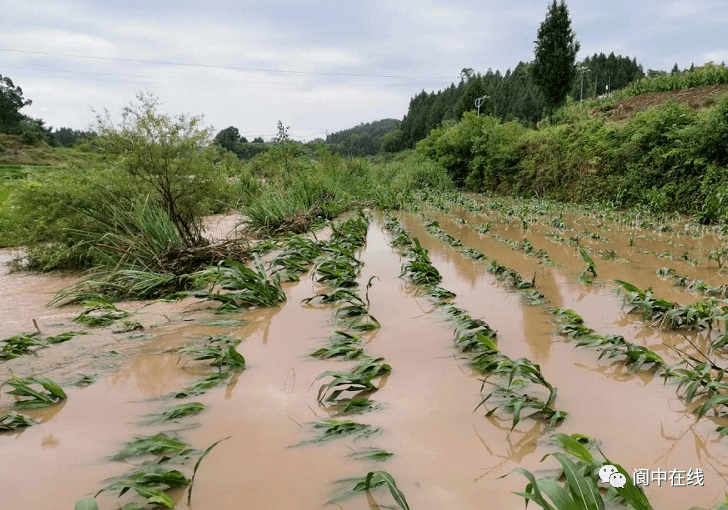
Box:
[325,118,399,156]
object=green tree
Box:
[0,75,32,132]
[93,92,225,246]
[214,126,243,152]
[532,0,580,113]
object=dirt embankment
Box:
[600,84,728,121]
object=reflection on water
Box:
[1,217,728,509]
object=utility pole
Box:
[579,66,586,101]
[594,74,598,98]
[475,95,489,116]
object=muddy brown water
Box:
[1,214,728,509]
[431,203,728,364]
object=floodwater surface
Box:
[1,213,728,510]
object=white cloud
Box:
[702,50,728,64]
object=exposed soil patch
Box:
[603,84,728,121]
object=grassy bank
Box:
[418,65,728,223]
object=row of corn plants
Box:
[70,230,340,509]
[385,216,566,432]
[298,214,411,509]
[413,194,728,509]
[419,194,728,442]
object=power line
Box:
[1,65,442,88]
[0,47,449,81]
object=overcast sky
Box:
[2,0,726,141]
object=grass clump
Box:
[4,375,67,409]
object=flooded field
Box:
[2,197,728,510]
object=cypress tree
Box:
[532,1,580,113]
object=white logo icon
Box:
[599,464,626,487]
[610,472,627,488]
[599,464,618,483]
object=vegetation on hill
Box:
[417,64,728,222]
[325,118,398,156]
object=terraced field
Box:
[2,195,728,510]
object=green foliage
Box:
[178,344,245,368]
[4,376,67,409]
[74,499,98,510]
[532,1,580,112]
[331,470,411,510]
[0,74,32,132]
[172,372,231,399]
[416,81,728,217]
[93,92,234,246]
[297,419,380,445]
[315,357,391,403]
[194,257,286,312]
[511,434,654,510]
[619,62,728,97]
[347,447,394,462]
[0,411,36,431]
[109,433,191,461]
[0,331,87,359]
[325,118,399,156]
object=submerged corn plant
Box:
[0,411,36,431]
[269,234,324,282]
[330,470,411,510]
[171,372,232,399]
[140,402,207,425]
[178,345,245,368]
[194,257,286,312]
[296,419,380,445]
[509,433,654,510]
[310,331,365,360]
[347,447,394,462]
[327,397,386,416]
[4,376,67,409]
[73,299,130,327]
[105,460,190,509]
[578,246,598,284]
[83,436,230,510]
[477,379,566,432]
[401,237,442,286]
[0,334,44,360]
[110,432,193,461]
[315,357,392,403]
[616,280,728,332]
[554,308,665,372]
